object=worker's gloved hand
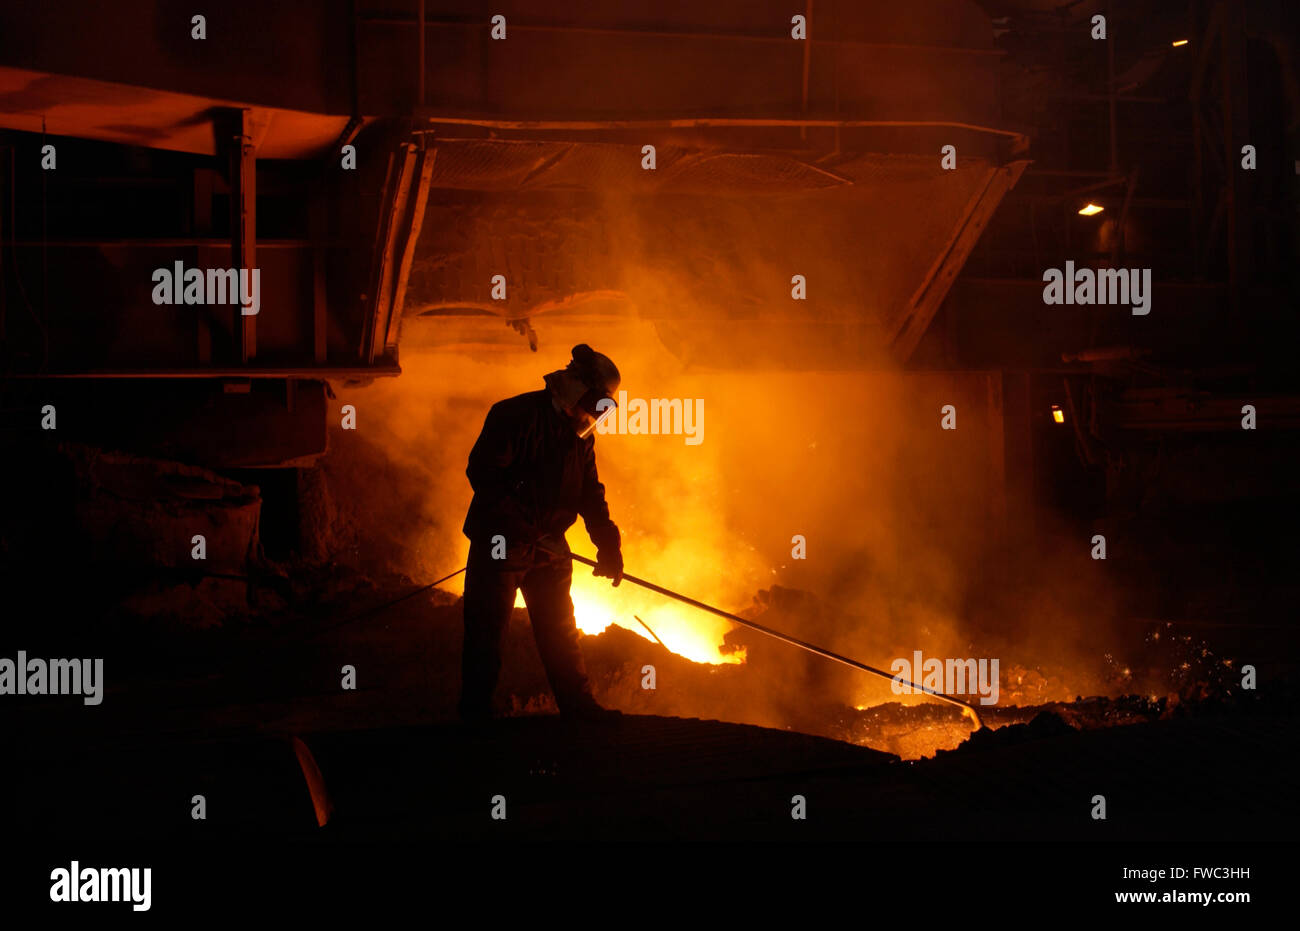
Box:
[593,546,624,587]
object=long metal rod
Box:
[360,15,1005,56]
[633,614,666,648]
[552,547,983,729]
[1107,0,1118,176]
[415,113,1026,142]
[416,0,425,107]
[799,0,813,142]
[5,365,402,379]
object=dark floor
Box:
[5,590,1294,852]
[2,580,1294,921]
[3,574,1296,848]
[8,707,1296,844]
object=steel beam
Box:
[890,159,1030,362]
[385,145,436,355]
[313,247,328,364]
[1111,391,1300,431]
[7,366,401,379]
[359,14,1006,56]
[361,143,417,363]
[362,142,436,363]
[1220,0,1252,302]
[229,109,257,363]
[414,113,1027,146]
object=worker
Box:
[458,344,625,723]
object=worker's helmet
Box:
[565,344,620,437]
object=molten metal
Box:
[543,544,984,730]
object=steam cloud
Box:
[318,184,1127,728]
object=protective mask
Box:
[546,371,604,437]
[578,396,618,439]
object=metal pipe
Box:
[0,240,318,248]
[417,0,425,107]
[553,547,983,729]
[416,114,1027,143]
[360,15,1004,56]
[800,0,813,143]
[1107,2,1118,175]
[295,566,467,645]
[633,615,666,648]
[5,365,401,379]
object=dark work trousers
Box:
[459,538,596,717]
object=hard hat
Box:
[559,345,620,438]
[565,344,620,400]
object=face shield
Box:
[576,392,617,439]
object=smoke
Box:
[319,179,1125,728]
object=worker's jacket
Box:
[463,388,620,558]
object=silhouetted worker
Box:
[459,344,625,722]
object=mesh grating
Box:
[429,139,859,194]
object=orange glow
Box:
[574,586,745,665]
[510,584,745,664]
[508,527,750,665]
[1051,405,1065,423]
[1171,39,1189,47]
[1078,203,1104,216]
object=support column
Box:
[229,109,257,363]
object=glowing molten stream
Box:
[571,574,745,665]
[510,543,748,666]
